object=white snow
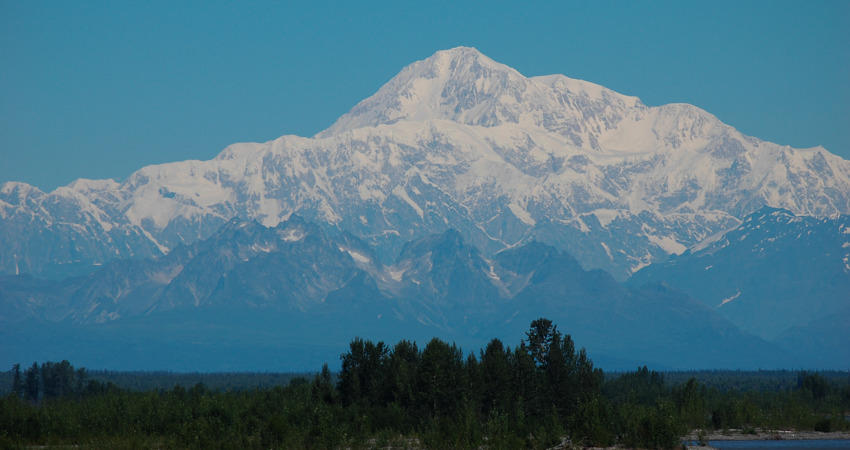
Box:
[647,235,687,255]
[600,242,613,260]
[575,217,590,233]
[252,243,275,253]
[388,268,406,282]
[592,209,620,227]
[718,291,741,308]
[279,228,305,242]
[393,185,424,219]
[340,246,371,264]
[631,261,652,273]
[486,261,501,281]
[138,227,169,255]
[508,202,536,226]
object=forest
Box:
[1,318,848,449]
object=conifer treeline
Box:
[1,318,848,449]
[327,318,609,447]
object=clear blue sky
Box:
[2,0,848,191]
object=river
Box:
[707,440,850,449]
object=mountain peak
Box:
[316,47,645,146]
[432,46,483,58]
[316,47,530,137]
[417,46,505,76]
[0,181,44,205]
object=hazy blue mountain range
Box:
[629,206,850,365]
[2,215,803,371]
[2,47,848,282]
[1,47,847,371]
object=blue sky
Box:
[2,0,848,191]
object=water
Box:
[707,440,850,450]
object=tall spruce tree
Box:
[24,362,39,403]
[11,363,23,398]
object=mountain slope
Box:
[772,307,850,368]
[1,217,794,370]
[629,207,850,344]
[490,243,787,370]
[2,47,849,281]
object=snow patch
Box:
[592,209,620,227]
[252,243,275,253]
[508,202,536,226]
[486,262,501,281]
[647,235,687,255]
[718,291,741,308]
[138,227,169,255]
[630,261,651,273]
[393,185,424,219]
[600,242,613,260]
[279,228,305,242]
[575,217,590,233]
[388,268,406,282]
[340,246,371,264]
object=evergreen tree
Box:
[418,337,463,418]
[387,339,419,411]
[511,341,539,421]
[311,363,338,405]
[24,362,39,403]
[3,327,849,448]
[463,352,481,411]
[673,378,706,430]
[11,363,23,398]
[40,360,76,399]
[338,338,389,407]
[74,367,87,397]
[480,338,511,415]
[526,318,556,368]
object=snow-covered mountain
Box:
[2,47,849,280]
